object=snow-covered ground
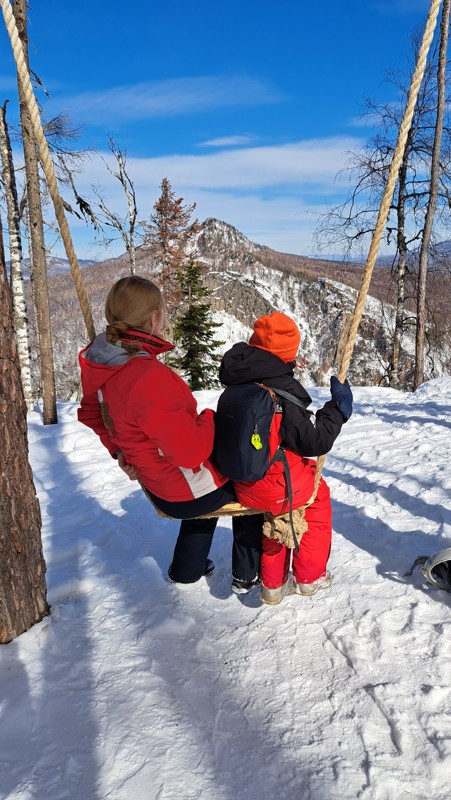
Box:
[1,378,451,800]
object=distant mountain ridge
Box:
[15,256,97,279]
[30,217,450,398]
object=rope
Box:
[309,0,443,506]
[338,0,442,382]
[0,0,96,341]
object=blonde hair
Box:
[105,276,166,355]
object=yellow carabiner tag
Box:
[251,433,263,450]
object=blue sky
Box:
[0,0,436,259]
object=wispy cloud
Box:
[119,136,363,191]
[56,76,284,124]
[60,135,363,257]
[347,104,402,128]
[199,134,258,148]
[66,183,323,258]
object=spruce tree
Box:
[142,177,199,309]
[168,256,224,390]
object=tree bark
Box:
[13,0,57,424]
[390,150,409,387]
[0,101,33,407]
[114,144,137,274]
[414,0,450,389]
[0,216,49,644]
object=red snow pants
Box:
[260,477,332,588]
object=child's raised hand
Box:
[330,376,353,421]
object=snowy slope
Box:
[1,380,451,800]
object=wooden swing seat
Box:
[141,484,266,520]
[184,501,266,520]
[140,483,268,519]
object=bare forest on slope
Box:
[22,219,451,400]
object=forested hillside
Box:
[26,218,451,399]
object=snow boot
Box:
[260,577,294,605]
[231,576,261,595]
[168,559,215,584]
[293,570,333,596]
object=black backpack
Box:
[212,382,305,549]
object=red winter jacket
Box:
[78,329,226,502]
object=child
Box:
[78,275,262,591]
[219,311,352,605]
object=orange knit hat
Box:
[249,312,301,362]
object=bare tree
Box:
[315,33,451,389]
[12,0,57,424]
[414,0,451,389]
[94,138,138,274]
[41,112,99,230]
[0,99,32,406]
[0,216,49,644]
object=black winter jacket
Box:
[219,343,344,458]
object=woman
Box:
[78,275,262,591]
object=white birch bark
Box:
[414,0,450,389]
[12,0,57,424]
[0,102,33,406]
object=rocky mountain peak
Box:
[196,218,258,260]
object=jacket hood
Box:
[219,342,312,407]
[85,332,130,367]
[220,342,295,384]
[79,329,174,395]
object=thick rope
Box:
[0,0,96,341]
[338,0,442,383]
[309,0,443,507]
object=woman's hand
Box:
[117,451,139,481]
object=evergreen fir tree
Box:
[167,256,224,390]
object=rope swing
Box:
[0,0,96,342]
[1,0,443,533]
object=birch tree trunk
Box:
[0,216,49,644]
[390,151,409,387]
[0,101,33,407]
[12,0,57,424]
[414,0,450,389]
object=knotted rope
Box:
[0,0,96,341]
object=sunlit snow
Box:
[1,379,451,799]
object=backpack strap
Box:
[267,446,300,552]
[258,382,305,553]
[271,387,306,409]
[255,382,306,410]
